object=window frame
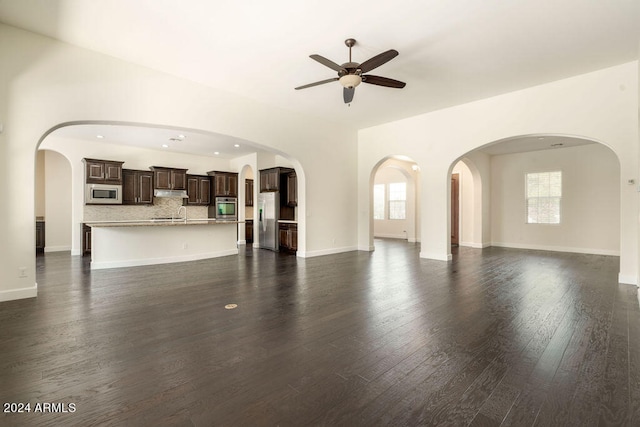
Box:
[525,170,562,225]
[388,182,407,220]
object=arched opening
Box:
[447,134,621,259]
[35,149,73,254]
[35,120,307,269]
[369,155,420,250]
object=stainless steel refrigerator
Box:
[258,192,279,251]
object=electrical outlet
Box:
[182,243,188,250]
[18,267,27,278]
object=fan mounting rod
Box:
[345,38,356,62]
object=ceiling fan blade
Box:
[343,87,355,103]
[359,49,399,73]
[310,54,347,73]
[295,77,338,90]
[362,75,406,89]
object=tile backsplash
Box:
[84,197,209,221]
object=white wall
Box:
[359,61,638,283]
[0,23,357,302]
[490,144,620,255]
[35,150,45,217]
[43,150,72,252]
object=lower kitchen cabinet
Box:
[245,219,253,244]
[278,222,297,253]
[83,224,91,255]
[36,220,45,253]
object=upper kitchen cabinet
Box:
[122,169,154,205]
[245,179,254,206]
[208,171,238,197]
[259,168,279,192]
[286,172,297,207]
[83,158,124,184]
[185,175,211,206]
[259,167,296,195]
[150,166,188,190]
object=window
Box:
[526,171,561,224]
[373,184,385,219]
[388,182,407,220]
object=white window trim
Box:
[525,170,562,225]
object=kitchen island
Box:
[86,219,239,270]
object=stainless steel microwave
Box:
[85,183,122,204]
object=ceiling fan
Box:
[295,38,406,104]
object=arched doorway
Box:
[35,149,73,253]
[447,134,621,260]
[36,121,307,259]
[369,156,420,249]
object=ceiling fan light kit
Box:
[339,74,362,88]
[295,38,406,104]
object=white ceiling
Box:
[52,123,263,159]
[1,0,638,155]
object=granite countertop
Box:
[86,218,243,227]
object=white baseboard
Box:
[44,245,72,253]
[297,246,358,258]
[420,252,452,261]
[237,239,247,245]
[90,249,239,270]
[618,274,638,286]
[0,283,37,302]
[358,245,375,251]
[71,249,82,256]
[491,242,619,257]
[374,233,407,240]
[460,241,490,249]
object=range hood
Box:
[154,189,188,198]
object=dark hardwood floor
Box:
[1,240,639,426]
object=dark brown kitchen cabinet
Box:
[260,168,279,192]
[286,172,297,207]
[82,224,91,255]
[123,169,154,205]
[245,219,253,244]
[208,171,238,197]
[150,166,187,190]
[260,167,296,193]
[245,179,254,206]
[279,222,297,253]
[36,220,45,253]
[83,158,124,184]
[185,175,211,206]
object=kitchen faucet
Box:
[176,206,187,222]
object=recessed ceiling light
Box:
[162,144,169,148]
[214,151,220,155]
[96,135,104,139]
[234,144,240,148]
[177,134,185,139]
